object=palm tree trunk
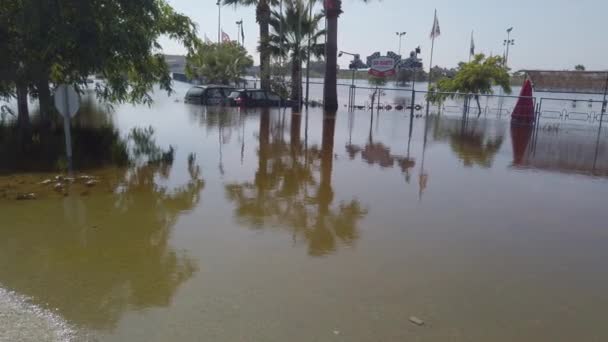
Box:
[257,0,271,91]
[291,57,302,110]
[323,2,340,113]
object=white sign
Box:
[54,84,80,118]
[369,57,397,77]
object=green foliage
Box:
[428,54,512,104]
[0,0,198,106]
[268,0,325,102]
[185,42,254,85]
[574,64,586,71]
[368,76,387,86]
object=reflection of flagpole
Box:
[418,116,430,201]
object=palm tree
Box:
[268,0,325,108]
[322,0,370,113]
[223,0,279,91]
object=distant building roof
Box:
[522,70,608,94]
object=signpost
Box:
[54,84,80,173]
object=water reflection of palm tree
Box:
[0,161,204,329]
[225,111,367,256]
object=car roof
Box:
[192,85,235,89]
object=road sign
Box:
[53,84,80,173]
[54,84,80,118]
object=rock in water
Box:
[16,193,36,200]
[85,180,99,187]
[409,316,424,326]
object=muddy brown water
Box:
[1,84,608,341]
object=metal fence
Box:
[302,81,607,125]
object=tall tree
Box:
[322,0,370,113]
[223,0,279,92]
[185,42,254,85]
[268,0,325,108]
[1,0,198,135]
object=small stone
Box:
[85,180,99,187]
[16,193,36,200]
[409,316,424,326]
[40,179,52,185]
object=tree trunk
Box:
[319,115,336,215]
[323,4,340,113]
[290,57,302,110]
[290,110,301,155]
[256,108,270,192]
[37,76,52,126]
[257,1,271,92]
[16,83,30,134]
[475,95,482,116]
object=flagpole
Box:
[426,9,437,116]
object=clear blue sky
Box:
[159,0,607,71]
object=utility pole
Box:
[217,0,221,44]
[504,27,515,67]
[236,20,243,45]
[396,32,406,56]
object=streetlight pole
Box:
[504,27,515,67]
[217,1,221,44]
[396,32,406,56]
[236,20,243,45]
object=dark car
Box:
[227,89,291,107]
[184,85,235,105]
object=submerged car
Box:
[184,85,235,105]
[227,89,292,107]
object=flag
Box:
[469,31,475,57]
[204,34,212,44]
[222,30,231,43]
[430,10,440,39]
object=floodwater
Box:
[1,83,608,341]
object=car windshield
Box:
[228,91,242,98]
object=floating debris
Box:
[333,330,340,335]
[40,179,52,185]
[15,193,36,201]
[53,183,64,192]
[409,316,424,326]
[85,180,99,187]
